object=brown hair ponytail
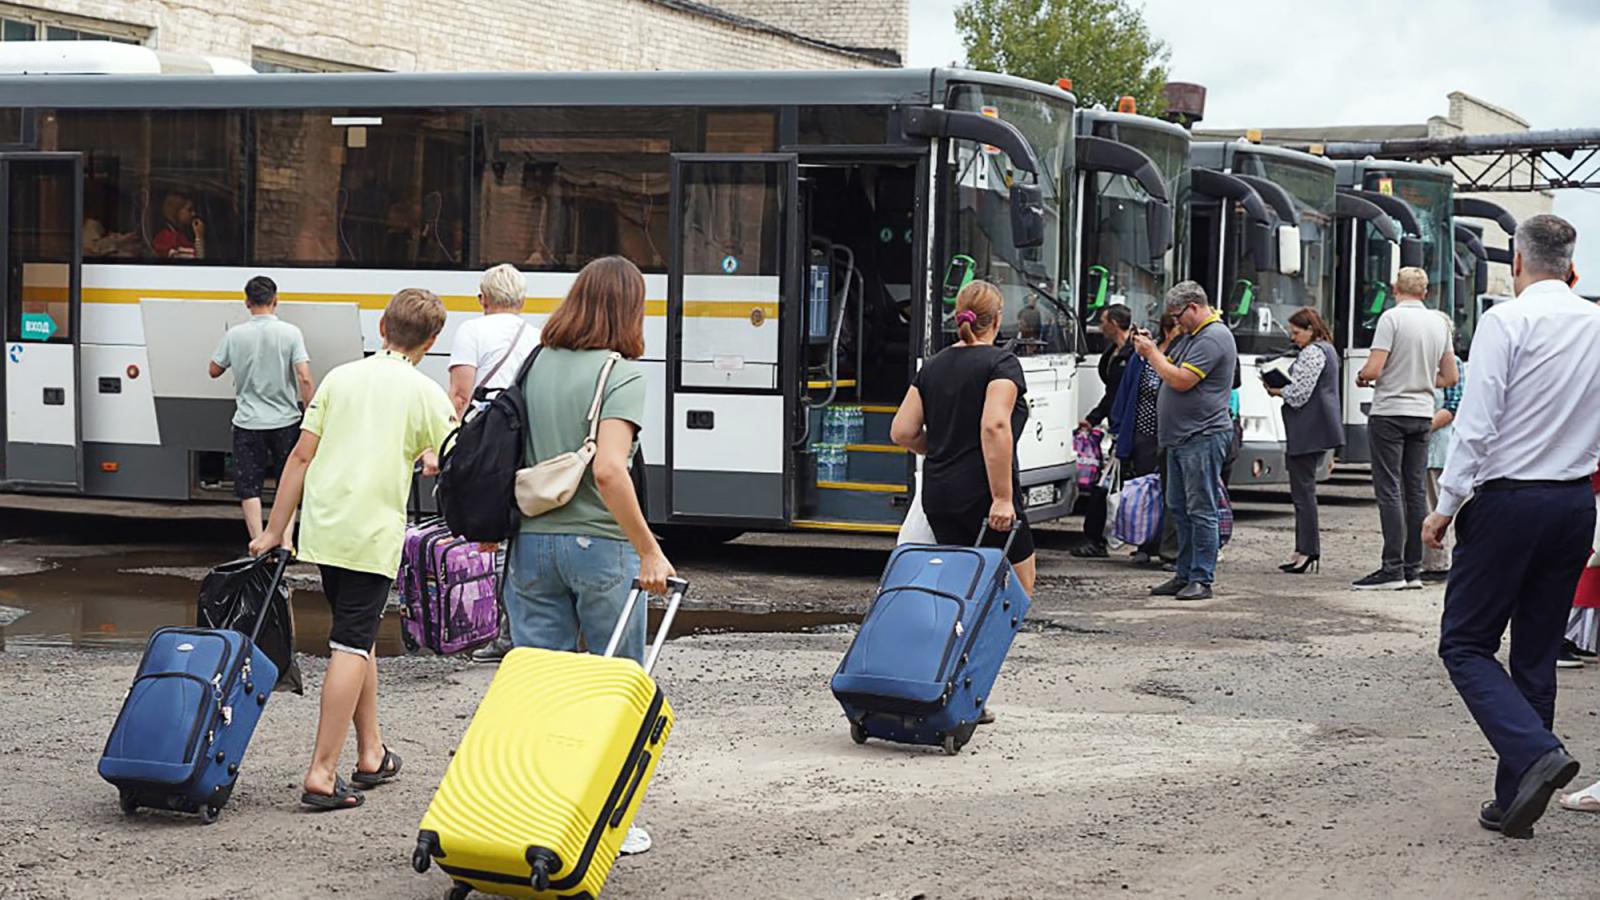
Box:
[954,280,1004,345]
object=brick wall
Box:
[17,0,892,72]
[706,0,909,61]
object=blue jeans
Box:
[1166,430,1231,585]
[506,532,645,665]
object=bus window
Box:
[38,109,245,264]
[703,110,776,153]
[480,108,685,274]
[796,106,891,146]
[254,110,469,269]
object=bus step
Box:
[816,480,907,494]
[792,519,901,535]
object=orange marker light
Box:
[1117,96,1137,114]
[1057,77,1073,92]
[100,462,119,473]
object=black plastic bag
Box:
[196,555,304,694]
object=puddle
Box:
[0,549,857,657]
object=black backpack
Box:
[436,346,543,542]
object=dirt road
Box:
[2,476,1597,899]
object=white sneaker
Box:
[620,824,652,856]
[1402,579,1424,591]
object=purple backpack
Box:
[397,522,500,655]
[1074,428,1104,488]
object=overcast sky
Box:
[908,0,1600,275]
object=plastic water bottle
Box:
[817,444,840,482]
[849,406,865,444]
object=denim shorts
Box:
[505,532,645,665]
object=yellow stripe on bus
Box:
[78,288,777,319]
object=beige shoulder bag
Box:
[514,352,621,517]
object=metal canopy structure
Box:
[1287,128,1600,193]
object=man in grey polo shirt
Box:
[1133,281,1237,601]
[1354,267,1458,590]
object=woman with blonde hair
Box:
[505,255,675,855]
[890,280,1035,592]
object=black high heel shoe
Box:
[1279,555,1320,574]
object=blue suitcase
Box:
[99,551,288,823]
[831,526,1031,755]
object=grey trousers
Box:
[1287,451,1325,557]
[1369,414,1433,580]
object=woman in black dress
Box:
[889,280,1035,592]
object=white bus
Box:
[1331,159,1453,463]
[1188,141,1338,485]
[0,66,1084,537]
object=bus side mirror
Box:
[1010,182,1045,249]
[1146,201,1173,270]
[1276,224,1302,277]
[1400,235,1424,269]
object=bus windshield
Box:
[1374,173,1453,314]
[1081,125,1188,341]
[943,83,1074,353]
[1227,153,1336,356]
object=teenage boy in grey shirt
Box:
[1134,281,1237,602]
[1353,266,1458,590]
[209,276,315,545]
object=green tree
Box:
[956,0,1171,114]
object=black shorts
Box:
[232,423,301,500]
[318,565,392,657]
[926,504,1035,564]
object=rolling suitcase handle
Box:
[249,548,295,647]
[602,576,690,677]
[975,520,1020,558]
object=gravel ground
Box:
[3,475,1599,899]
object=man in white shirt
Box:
[1352,267,1458,591]
[447,263,540,419]
[448,263,538,663]
[1424,214,1600,839]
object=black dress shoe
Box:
[1501,748,1580,837]
[1478,800,1506,833]
[1175,582,1213,601]
[1150,576,1187,596]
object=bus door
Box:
[666,153,799,524]
[0,153,82,490]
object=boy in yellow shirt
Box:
[250,288,455,810]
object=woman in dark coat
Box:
[1268,307,1342,574]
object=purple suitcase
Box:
[398,521,501,655]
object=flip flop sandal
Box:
[352,746,403,788]
[1558,782,1600,812]
[301,776,364,811]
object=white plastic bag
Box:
[898,461,936,545]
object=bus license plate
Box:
[1026,485,1056,508]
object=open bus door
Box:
[1,152,82,490]
[666,153,799,526]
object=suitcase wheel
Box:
[118,790,139,816]
[942,734,961,756]
[849,721,868,745]
[447,883,472,900]
[411,843,432,874]
[198,804,221,825]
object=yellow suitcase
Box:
[413,578,686,900]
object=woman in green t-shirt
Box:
[504,256,676,856]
